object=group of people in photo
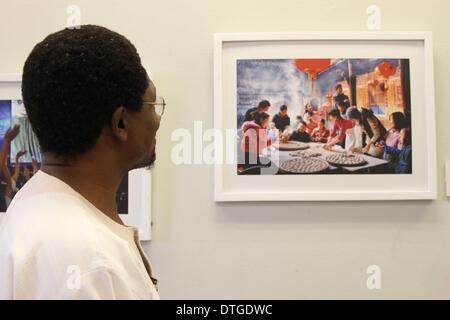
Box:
[239,83,412,174]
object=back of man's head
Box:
[22,25,148,158]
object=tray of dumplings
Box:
[272,141,310,151]
[279,157,329,174]
[324,152,367,167]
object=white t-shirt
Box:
[0,170,160,300]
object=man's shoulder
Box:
[3,191,96,245]
[0,191,121,276]
[0,171,128,271]
[6,184,87,223]
[5,171,94,224]
[0,191,132,299]
[1,173,108,252]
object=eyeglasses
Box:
[143,96,166,117]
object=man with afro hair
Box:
[0,25,163,299]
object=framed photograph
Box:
[0,74,152,240]
[214,32,437,201]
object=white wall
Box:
[1,0,450,299]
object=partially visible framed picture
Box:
[214,32,437,201]
[0,74,152,240]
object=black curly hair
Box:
[22,25,149,157]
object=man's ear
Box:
[111,106,128,142]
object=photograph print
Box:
[237,58,412,175]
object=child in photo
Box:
[311,118,330,143]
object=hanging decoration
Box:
[375,61,397,108]
[293,59,331,96]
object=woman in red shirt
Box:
[324,109,354,151]
[240,112,272,158]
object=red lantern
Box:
[375,61,396,79]
[375,61,396,107]
[293,59,331,81]
[293,59,331,95]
